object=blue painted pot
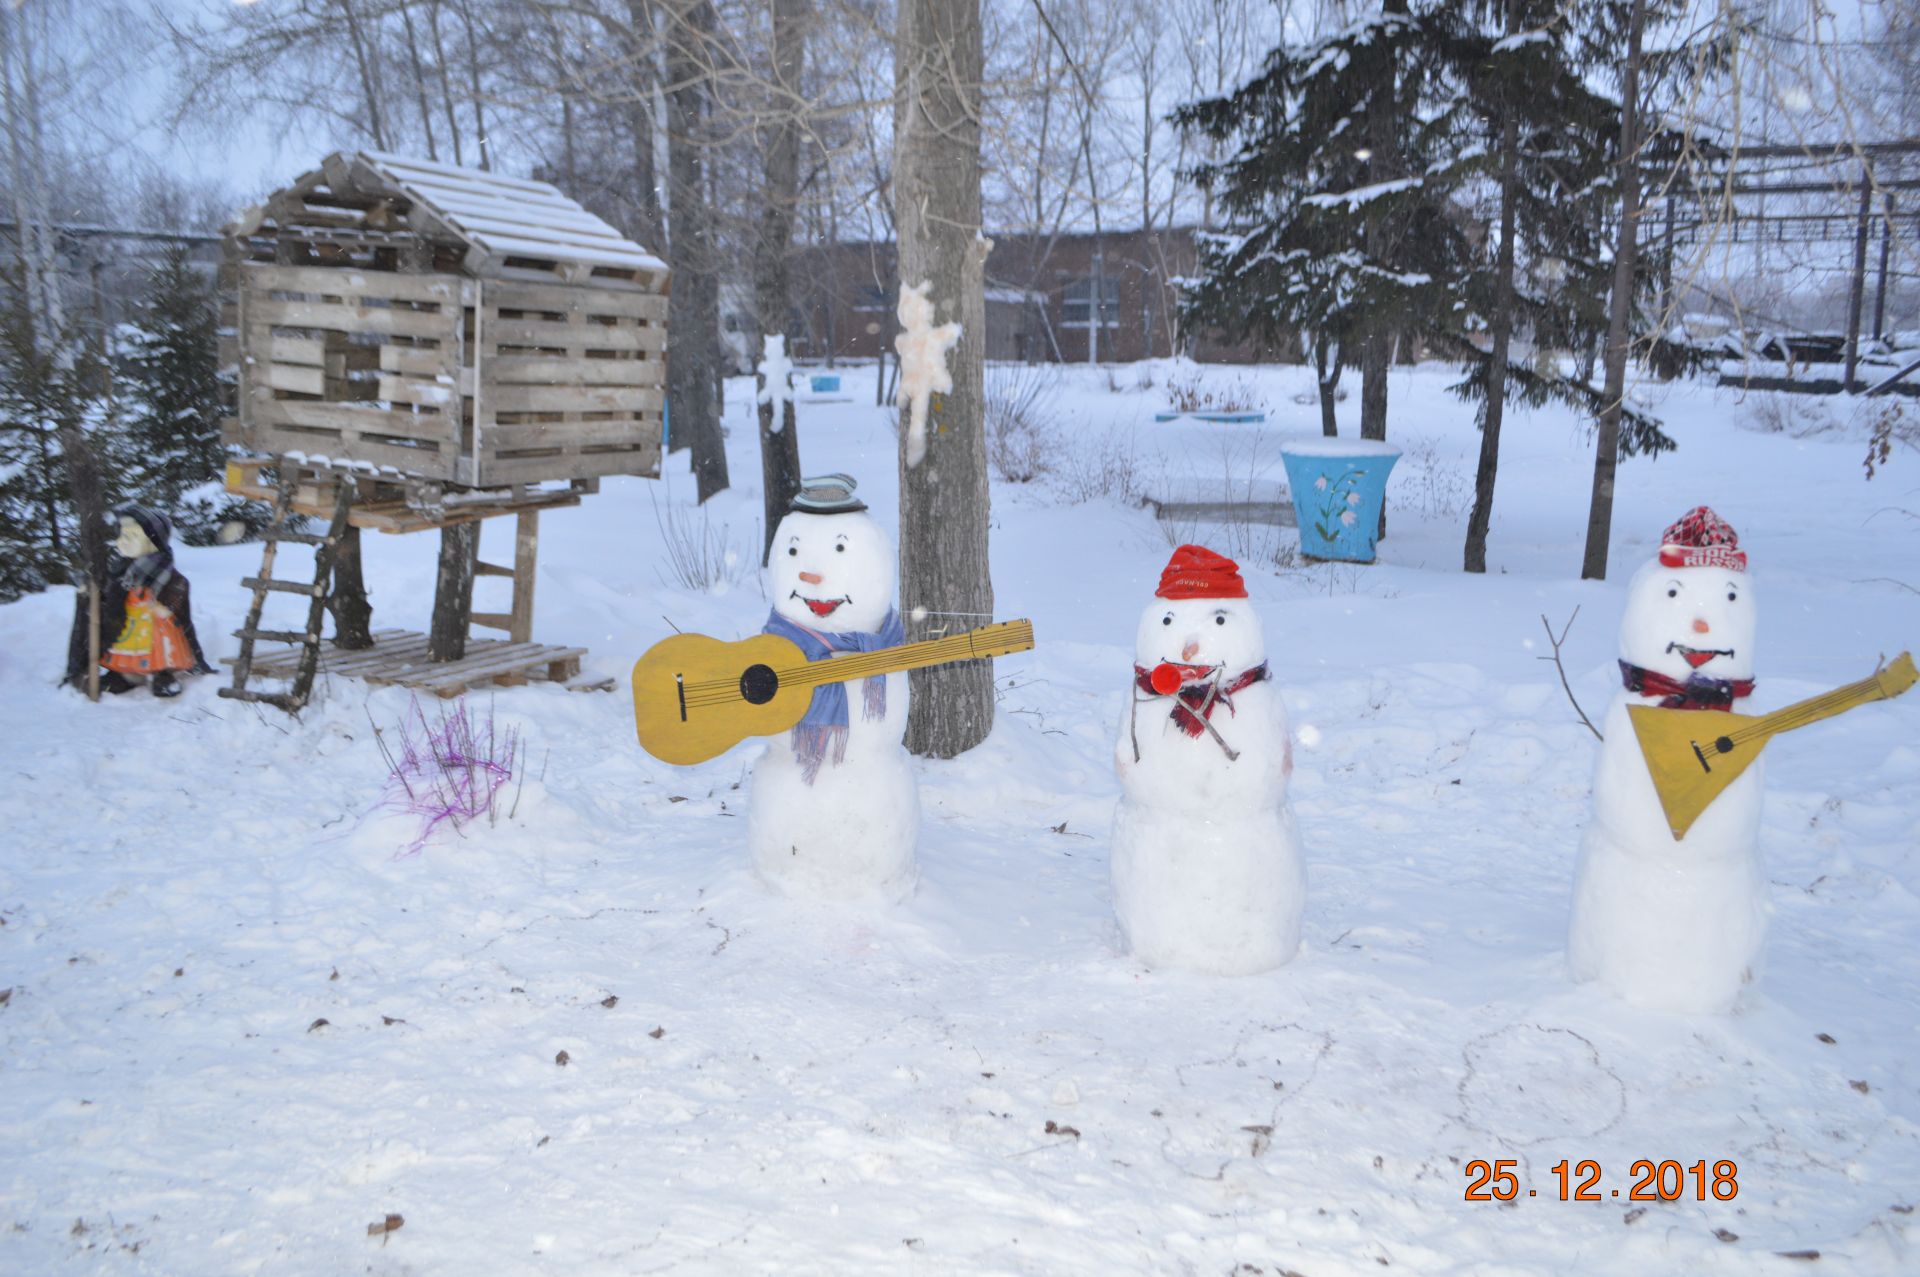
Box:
[809,374,842,393]
[1278,440,1402,563]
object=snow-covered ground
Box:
[3,361,1917,1275]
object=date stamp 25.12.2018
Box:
[1464,1158,1739,1203]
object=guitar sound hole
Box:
[1715,736,1734,754]
[740,664,779,705]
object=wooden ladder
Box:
[219,473,353,713]
[470,509,540,646]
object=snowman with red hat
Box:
[1568,506,1768,1013]
[1110,545,1305,975]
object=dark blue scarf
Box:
[764,607,905,782]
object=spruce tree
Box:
[1176,2,1480,441]
[121,245,261,545]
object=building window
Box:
[852,284,892,313]
[1061,276,1120,329]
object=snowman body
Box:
[1568,554,1767,1013]
[745,507,917,903]
[1111,588,1304,975]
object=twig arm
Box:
[1540,608,1603,741]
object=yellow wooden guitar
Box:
[1629,651,1915,840]
[632,619,1036,766]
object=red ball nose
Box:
[1149,663,1184,695]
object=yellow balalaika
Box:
[632,620,1036,766]
[1628,651,1915,840]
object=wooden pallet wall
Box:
[472,279,666,485]
[238,263,471,483]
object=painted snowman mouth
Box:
[1667,641,1734,669]
[792,591,850,618]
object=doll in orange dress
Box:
[100,506,212,697]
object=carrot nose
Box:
[799,571,824,585]
[1181,639,1200,662]
[1692,618,1711,634]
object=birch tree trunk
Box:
[756,0,807,561]
[427,522,477,661]
[895,0,994,759]
[1581,0,1646,581]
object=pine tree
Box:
[1176,3,1480,440]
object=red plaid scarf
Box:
[1133,662,1269,736]
[1619,660,1754,711]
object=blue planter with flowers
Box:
[1278,439,1402,563]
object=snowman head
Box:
[768,475,896,633]
[1619,506,1756,683]
[1135,545,1266,674]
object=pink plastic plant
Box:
[371,696,525,854]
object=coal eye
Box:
[787,547,798,557]
[1727,591,1737,602]
[1215,615,1226,626]
[1161,614,1173,626]
[1666,587,1678,598]
[835,544,845,553]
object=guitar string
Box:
[676,642,1033,707]
[671,628,1028,701]
[677,638,981,699]
[673,633,1033,706]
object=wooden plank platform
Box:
[221,628,610,697]
[222,458,584,533]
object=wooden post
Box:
[1872,200,1893,343]
[510,509,538,644]
[1843,167,1873,394]
[86,580,100,702]
[1659,194,1676,327]
[428,521,478,662]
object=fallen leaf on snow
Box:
[555,1050,570,1066]
[1043,1120,1080,1139]
[306,1018,329,1033]
[366,1213,404,1238]
[649,1026,665,1040]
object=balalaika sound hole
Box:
[740,663,779,705]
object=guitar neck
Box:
[786,621,1035,689]
[1726,665,1906,749]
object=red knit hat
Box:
[1156,544,1247,599]
[1659,506,1747,571]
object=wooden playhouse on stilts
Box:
[217,150,667,711]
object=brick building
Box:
[787,227,1288,365]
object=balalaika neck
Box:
[1722,671,1893,748]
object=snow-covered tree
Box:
[1455,0,1678,572]
[1175,1,1480,446]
